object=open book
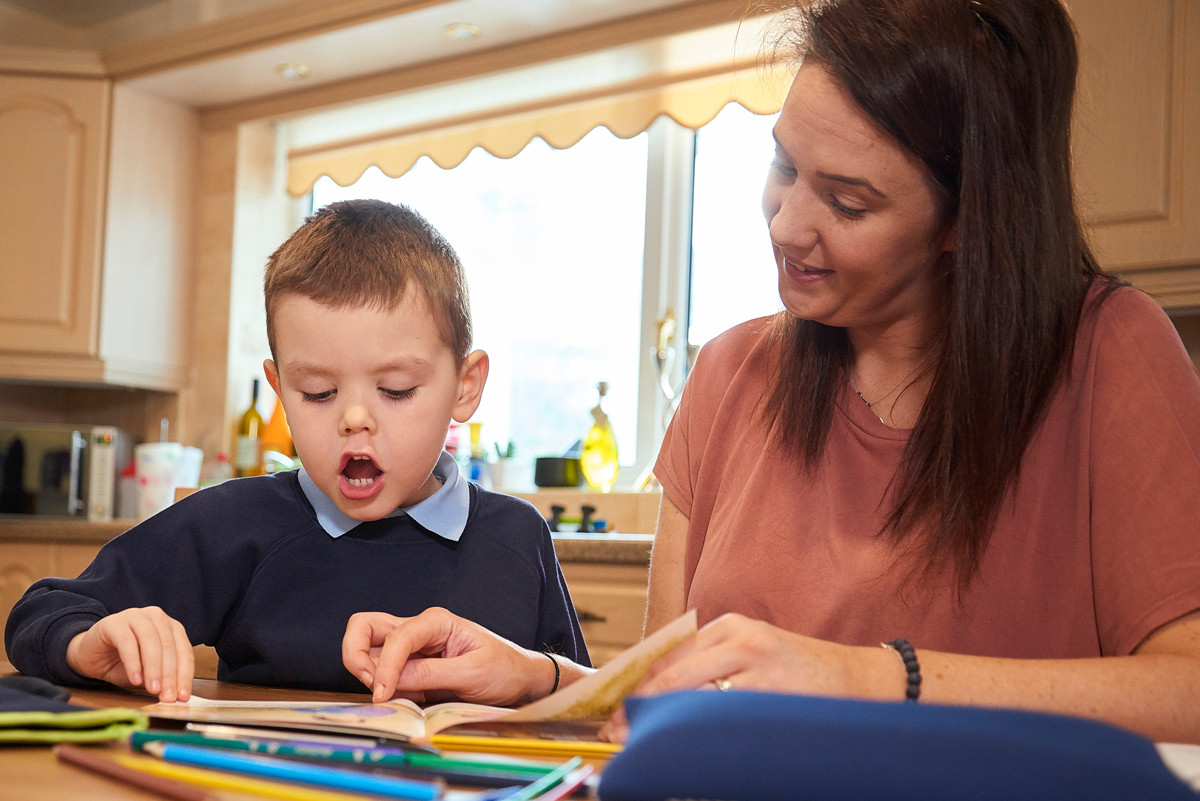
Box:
[144,610,697,741]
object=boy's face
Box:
[264,291,487,521]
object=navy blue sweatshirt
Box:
[5,472,589,692]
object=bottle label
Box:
[235,436,259,470]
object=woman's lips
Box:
[783,257,833,282]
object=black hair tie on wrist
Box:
[883,638,921,702]
[543,651,561,694]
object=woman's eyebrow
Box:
[771,131,888,199]
[815,171,888,199]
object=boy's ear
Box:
[451,350,489,424]
[263,359,282,398]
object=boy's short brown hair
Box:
[264,199,472,364]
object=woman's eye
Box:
[301,390,335,403]
[769,158,797,178]
[380,387,417,401]
[829,196,867,219]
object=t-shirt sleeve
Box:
[1087,289,1200,655]
[654,321,768,520]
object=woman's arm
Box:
[643,493,689,637]
[625,609,1200,744]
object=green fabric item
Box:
[0,707,148,743]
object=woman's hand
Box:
[65,606,194,702]
[602,613,901,742]
[342,607,562,707]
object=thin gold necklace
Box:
[852,360,927,424]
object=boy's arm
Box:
[5,490,258,697]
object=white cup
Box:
[135,443,185,521]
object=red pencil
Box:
[53,743,218,801]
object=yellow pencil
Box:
[113,753,372,801]
[430,734,622,760]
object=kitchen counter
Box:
[0,518,653,565]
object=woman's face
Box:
[763,63,953,341]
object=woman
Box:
[342,0,1200,744]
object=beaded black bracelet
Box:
[883,638,922,702]
[543,651,561,694]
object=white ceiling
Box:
[4,0,707,109]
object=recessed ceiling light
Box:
[275,63,310,80]
[444,22,482,41]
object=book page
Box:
[146,697,433,740]
[499,609,697,722]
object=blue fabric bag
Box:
[598,691,1195,801]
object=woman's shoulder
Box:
[691,315,777,381]
[1081,282,1183,354]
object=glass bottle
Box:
[581,382,619,493]
[260,396,294,473]
[235,378,264,477]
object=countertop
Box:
[0,517,653,565]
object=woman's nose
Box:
[766,185,819,252]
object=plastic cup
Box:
[135,443,183,521]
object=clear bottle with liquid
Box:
[581,382,619,493]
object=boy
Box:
[5,200,589,700]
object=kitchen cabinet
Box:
[0,74,108,363]
[0,64,197,391]
[560,562,649,666]
[1070,0,1200,306]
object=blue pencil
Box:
[141,741,443,800]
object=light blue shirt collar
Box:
[297,449,469,542]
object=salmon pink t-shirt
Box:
[655,287,1200,657]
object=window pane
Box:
[312,128,647,467]
[688,104,781,350]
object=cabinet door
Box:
[0,543,55,665]
[1070,0,1200,303]
[0,75,109,356]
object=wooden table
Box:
[4,679,376,800]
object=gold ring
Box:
[715,678,733,692]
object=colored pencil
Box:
[525,764,595,801]
[114,753,373,801]
[133,729,558,779]
[430,733,622,759]
[502,756,582,801]
[142,741,443,800]
[53,744,218,801]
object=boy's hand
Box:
[65,607,194,702]
[343,607,558,707]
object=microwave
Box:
[0,423,134,521]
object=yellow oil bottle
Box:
[581,382,619,493]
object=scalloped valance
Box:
[286,63,792,197]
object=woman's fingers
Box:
[371,609,457,702]
[342,612,404,690]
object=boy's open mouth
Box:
[342,455,383,488]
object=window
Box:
[689,104,782,350]
[311,105,780,486]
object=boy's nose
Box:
[340,404,375,435]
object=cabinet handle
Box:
[575,608,607,624]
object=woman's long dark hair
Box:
[764,0,1115,589]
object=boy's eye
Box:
[380,387,417,401]
[301,389,336,403]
